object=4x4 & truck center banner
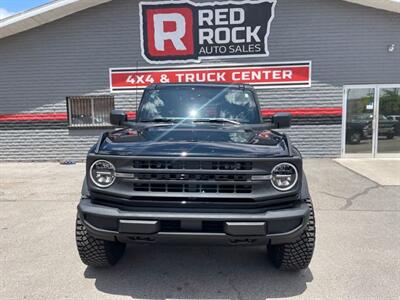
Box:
[140,0,277,63]
[110,62,311,92]
[110,1,311,92]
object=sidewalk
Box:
[335,158,400,186]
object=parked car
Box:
[76,84,315,271]
[387,115,400,135]
[346,113,396,144]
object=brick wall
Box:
[0,0,399,161]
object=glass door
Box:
[343,87,376,156]
[343,85,400,157]
[376,87,400,156]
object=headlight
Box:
[271,163,298,191]
[90,160,116,188]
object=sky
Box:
[0,0,51,19]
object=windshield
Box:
[138,86,261,124]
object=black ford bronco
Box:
[76,83,315,271]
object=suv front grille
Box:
[133,160,252,171]
[131,159,254,194]
[133,183,252,193]
[135,173,250,181]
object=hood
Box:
[95,123,289,158]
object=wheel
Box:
[75,215,126,267]
[267,198,316,271]
[349,132,361,144]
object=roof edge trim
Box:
[343,0,400,14]
[0,0,112,39]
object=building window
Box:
[67,96,114,128]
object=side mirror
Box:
[272,112,292,129]
[110,110,127,126]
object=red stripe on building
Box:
[0,113,68,122]
[126,111,137,120]
[127,108,343,119]
[261,107,342,117]
[0,108,342,122]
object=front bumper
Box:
[78,198,310,246]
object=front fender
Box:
[81,177,89,197]
[300,172,311,200]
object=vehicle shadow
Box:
[84,244,313,299]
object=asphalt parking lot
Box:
[0,159,399,300]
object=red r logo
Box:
[144,7,194,59]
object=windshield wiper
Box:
[141,118,178,123]
[192,118,241,125]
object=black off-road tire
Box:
[267,198,316,271]
[76,215,126,267]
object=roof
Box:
[0,0,111,39]
[0,0,399,40]
[344,0,400,14]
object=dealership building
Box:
[0,0,399,161]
